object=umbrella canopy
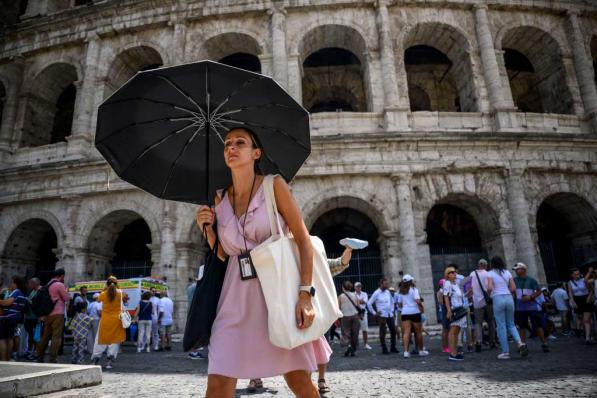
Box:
[95,60,310,204]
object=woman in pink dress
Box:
[196,127,331,397]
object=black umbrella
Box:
[95,60,311,204]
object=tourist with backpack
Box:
[35,268,70,363]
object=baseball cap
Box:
[93,293,100,299]
[513,262,528,270]
[402,274,414,282]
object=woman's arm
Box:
[508,278,516,294]
[273,176,315,329]
[487,277,494,294]
[196,195,228,261]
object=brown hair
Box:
[399,280,412,295]
[106,276,118,302]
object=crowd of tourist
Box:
[0,269,175,369]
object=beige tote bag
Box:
[250,175,343,349]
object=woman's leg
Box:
[583,312,592,341]
[284,370,318,398]
[401,320,412,352]
[206,374,237,398]
[449,326,460,356]
[413,322,424,350]
[493,295,508,353]
[504,296,522,346]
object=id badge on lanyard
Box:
[238,252,257,280]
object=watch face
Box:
[310,286,316,296]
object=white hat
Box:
[513,262,528,271]
[402,274,414,282]
[93,293,100,299]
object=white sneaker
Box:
[364,344,372,350]
[137,348,141,353]
[146,346,151,353]
[418,350,429,357]
[497,353,510,360]
[403,351,411,358]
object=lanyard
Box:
[232,173,257,254]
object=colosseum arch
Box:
[536,193,597,284]
[423,193,503,288]
[19,62,78,148]
[1,217,62,284]
[401,23,479,112]
[199,32,263,73]
[498,26,574,115]
[103,45,164,99]
[297,24,370,113]
[85,210,155,280]
[305,195,390,296]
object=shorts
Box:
[573,296,594,314]
[449,316,467,329]
[0,318,17,340]
[401,313,422,323]
[159,324,172,335]
[359,312,368,331]
[515,310,543,331]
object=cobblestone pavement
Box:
[37,334,597,397]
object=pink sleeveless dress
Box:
[208,181,332,379]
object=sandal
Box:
[318,379,330,394]
[247,379,257,393]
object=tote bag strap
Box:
[263,175,284,240]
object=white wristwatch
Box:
[299,285,315,297]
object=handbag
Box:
[474,271,492,306]
[450,306,468,320]
[183,224,228,352]
[33,322,42,343]
[119,292,132,329]
[343,292,365,320]
[250,175,343,349]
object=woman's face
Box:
[447,270,456,282]
[223,129,261,169]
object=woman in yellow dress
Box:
[91,276,125,369]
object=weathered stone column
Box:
[379,231,401,284]
[566,11,597,132]
[170,22,187,65]
[505,169,544,283]
[69,33,101,154]
[473,4,518,131]
[392,173,417,278]
[268,6,288,89]
[287,53,302,104]
[0,57,25,157]
[376,0,408,130]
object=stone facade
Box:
[1,0,597,329]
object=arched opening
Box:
[104,46,164,99]
[503,48,541,113]
[299,25,369,113]
[50,83,76,143]
[87,210,153,280]
[1,219,59,284]
[219,53,261,73]
[408,84,431,112]
[20,63,78,148]
[501,26,573,114]
[403,24,478,112]
[310,208,382,296]
[537,193,597,284]
[201,33,262,74]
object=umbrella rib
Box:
[120,121,202,176]
[160,123,205,197]
[148,74,207,119]
[103,97,198,115]
[96,117,190,145]
[219,117,309,151]
[209,76,265,117]
[209,119,228,144]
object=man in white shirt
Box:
[367,278,398,354]
[551,282,571,333]
[149,289,161,351]
[354,282,371,350]
[465,259,496,351]
[158,291,174,351]
[86,293,102,354]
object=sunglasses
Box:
[448,271,456,274]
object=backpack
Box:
[30,280,58,317]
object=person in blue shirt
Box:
[0,276,28,361]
